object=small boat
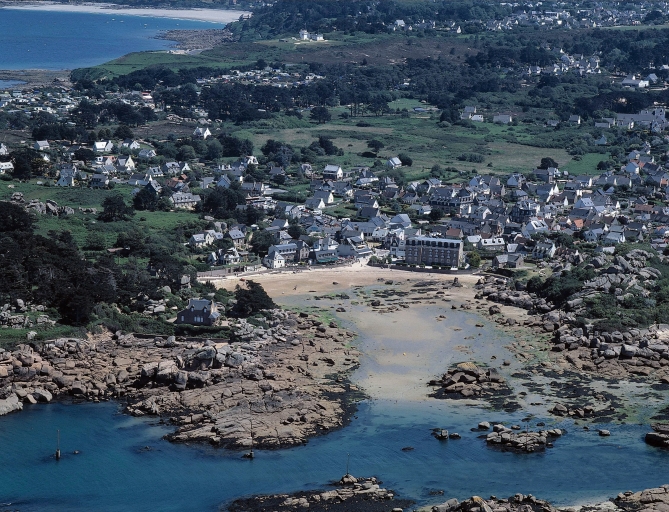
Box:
[434,429,449,440]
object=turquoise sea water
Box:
[1,399,667,511]
[0,9,224,70]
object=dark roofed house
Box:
[226,228,246,247]
[176,299,220,326]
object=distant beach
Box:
[1,2,250,23]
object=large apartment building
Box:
[405,236,463,267]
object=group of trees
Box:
[225,0,513,40]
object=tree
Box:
[114,124,134,140]
[468,251,481,268]
[206,139,223,160]
[428,208,444,222]
[177,145,196,161]
[367,139,385,154]
[250,230,275,257]
[84,232,106,251]
[310,106,331,124]
[232,280,276,317]
[287,223,305,240]
[538,157,558,169]
[10,148,48,180]
[99,194,134,222]
[0,201,33,233]
[133,187,161,211]
[398,153,413,167]
[74,147,96,163]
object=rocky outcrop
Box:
[613,484,669,511]
[645,424,669,448]
[429,362,510,400]
[430,485,669,512]
[0,300,53,330]
[0,310,361,450]
[226,475,411,512]
[476,276,553,314]
[433,494,557,512]
[484,423,563,453]
[548,324,669,380]
[0,392,22,416]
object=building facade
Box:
[405,236,463,267]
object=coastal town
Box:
[6,0,669,510]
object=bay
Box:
[0,400,666,511]
[0,80,25,89]
[0,8,226,70]
[0,303,666,511]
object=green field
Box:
[219,108,591,183]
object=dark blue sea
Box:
[0,8,225,70]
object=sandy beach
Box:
[213,264,482,297]
[214,266,528,402]
[0,2,250,23]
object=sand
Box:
[213,264,482,297]
[1,2,251,23]
[213,266,525,402]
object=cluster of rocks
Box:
[1,299,54,330]
[10,193,77,216]
[644,424,669,448]
[431,485,669,512]
[432,493,557,512]
[0,310,362,451]
[548,403,594,418]
[481,423,563,452]
[226,475,410,512]
[550,324,669,379]
[476,276,553,314]
[614,485,669,512]
[429,362,508,399]
[568,250,660,312]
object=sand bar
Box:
[0,2,250,23]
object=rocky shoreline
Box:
[428,485,669,512]
[0,309,363,450]
[223,480,669,512]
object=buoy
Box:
[55,430,61,460]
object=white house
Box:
[34,140,50,151]
[522,218,551,237]
[193,127,212,139]
[386,157,402,169]
[0,143,8,156]
[263,251,286,269]
[477,237,506,251]
[323,164,343,180]
[0,161,14,174]
[138,148,157,159]
[94,140,114,153]
[121,139,141,150]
